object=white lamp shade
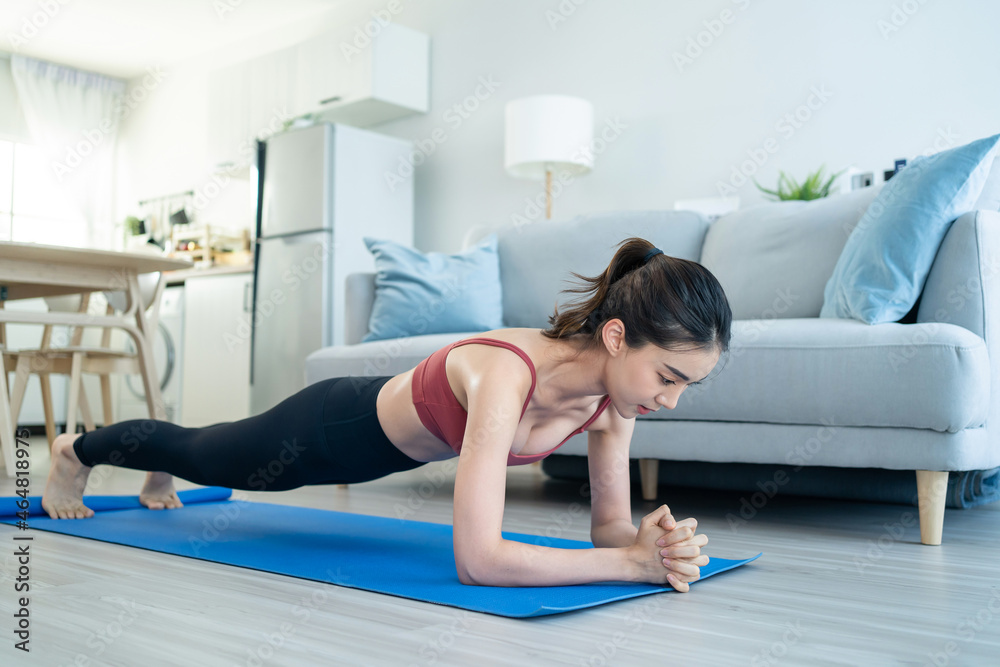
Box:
[504,95,594,179]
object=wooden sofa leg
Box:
[639,459,659,501]
[916,470,948,546]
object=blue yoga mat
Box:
[0,489,761,618]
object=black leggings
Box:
[72,376,427,491]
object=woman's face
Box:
[601,320,720,419]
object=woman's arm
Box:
[586,416,643,548]
[450,355,641,586]
[585,397,706,591]
[472,538,640,587]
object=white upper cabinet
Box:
[208,23,428,168]
[296,23,429,127]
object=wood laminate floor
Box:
[1,435,998,666]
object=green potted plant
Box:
[754,165,844,201]
[124,215,144,236]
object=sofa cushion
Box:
[653,318,988,433]
[305,332,480,384]
[821,133,1000,324]
[699,186,882,320]
[466,211,709,328]
[361,234,503,342]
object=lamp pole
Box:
[545,167,552,220]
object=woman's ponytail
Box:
[541,237,732,355]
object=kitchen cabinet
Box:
[295,22,429,127]
[208,23,428,169]
[208,47,299,170]
[180,272,252,427]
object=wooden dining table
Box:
[0,241,192,477]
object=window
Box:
[0,138,88,246]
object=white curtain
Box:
[10,55,126,249]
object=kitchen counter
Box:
[165,263,252,285]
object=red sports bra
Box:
[411,337,612,466]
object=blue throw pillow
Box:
[362,234,504,342]
[974,154,1000,211]
[820,133,1000,324]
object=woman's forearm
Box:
[466,539,639,587]
[591,519,639,548]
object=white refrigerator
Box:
[250,122,413,415]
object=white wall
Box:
[119,0,1000,253]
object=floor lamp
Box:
[504,95,594,220]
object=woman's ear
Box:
[601,318,626,357]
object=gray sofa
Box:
[305,186,1000,545]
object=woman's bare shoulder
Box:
[445,329,540,408]
[449,329,544,367]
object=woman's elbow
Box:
[456,563,478,586]
[454,546,498,586]
[455,555,487,586]
[454,529,504,584]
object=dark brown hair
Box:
[541,237,732,358]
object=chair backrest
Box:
[101,272,166,348]
[103,272,161,313]
[39,272,165,351]
[40,293,92,348]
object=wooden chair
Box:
[1,303,21,470]
[8,273,165,448]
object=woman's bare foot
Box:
[139,471,183,510]
[41,433,95,520]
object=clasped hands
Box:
[632,504,709,592]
